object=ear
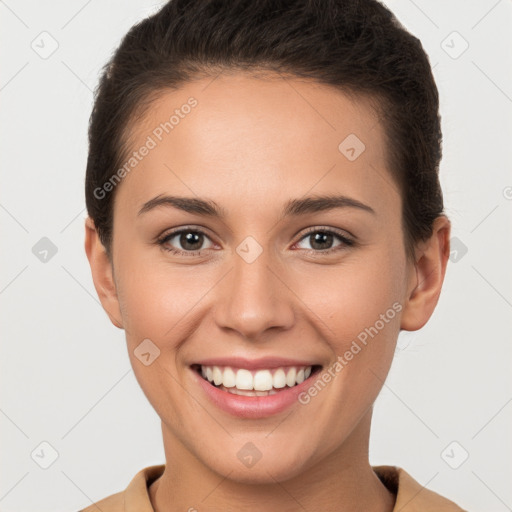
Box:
[84,217,123,329]
[400,215,451,331]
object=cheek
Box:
[115,250,207,343]
[296,248,404,348]
[331,249,405,390]
[113,253,201,414]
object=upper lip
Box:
[192,356,321,370]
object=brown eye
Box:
[158,228,214,255]
[295,229,354,253]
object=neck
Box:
[149,410,396,512]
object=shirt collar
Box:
[122,463,465,511]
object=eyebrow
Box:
[137,193,376,218]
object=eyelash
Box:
[156,226,355,257]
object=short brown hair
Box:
[85,0,444,262]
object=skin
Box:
[85,72,451,512]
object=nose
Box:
[213,244,295,341]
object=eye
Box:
[156,226,355,257]
[294,228,355,254]
[157,227,215,255]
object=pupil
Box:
[310,232,332,250]
[181,232,202,250]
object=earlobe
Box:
[400,215,451,332]
[84,217,124,329]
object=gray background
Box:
[1,1,511,510]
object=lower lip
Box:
[191,367,320,419]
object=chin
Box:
[202,446,316,485]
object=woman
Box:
[81,0,466,510]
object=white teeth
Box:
[286,367,296,387]
[235,369,253,390]
[212,366,223,386]
[272,368,287,389]
[219,385,279,396]
[199,364,314,391]
[253,370,273,391]
[223,367,236,388]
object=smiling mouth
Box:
[191,363,323,396]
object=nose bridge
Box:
[213,237,294,339]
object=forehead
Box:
[114,72,398,221]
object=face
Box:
[87,72,447,484]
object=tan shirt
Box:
[78,464,467,511]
